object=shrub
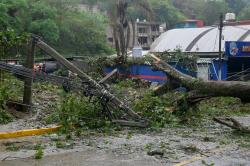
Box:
[0,109,13,124]
[134,92,179,128]
[57,94,112,134]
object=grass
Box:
[0,109,13,124]
[5,144,20,151]
[55,141,73,149]
[34,148,44,159]
[34,143,44,159]
[144,143,153,151]
[126,131,133,139]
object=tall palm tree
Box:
[108,0,153,64]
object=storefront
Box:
[210,41,250,81]
[226,41,250,81]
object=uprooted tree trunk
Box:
[150,54,250,102]
[109,0,153,64]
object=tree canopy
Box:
[171,0,250,25]
[1,0,250,59]
[0,0,113,57]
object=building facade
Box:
[135,21,161,50]
[107,20,162,50]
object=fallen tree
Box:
[150,54,250,102]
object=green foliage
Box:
[55,141,66,149]
[0,29,29,58]
[149,0,186,28]
[144,142,153,151]
[57,11,112,55]
[0,109,13,124]
[57,94,112,134]
[0,76,23,124]
[199,0,229,25]
[0,76,23,104]
[171,0,239,25]
[239,6,250,20]
[114,79,136,89]
[30,1,57,20]
[175,96,250,126]
[34,148,44,159]
[5,143,20,151]
[0,0,29,31]
[198,97,243,117]
[0,3,9,28]
[134,89,250,128]
[29,19,59,42]
[159,49,198,72]
[55,141,73,149]
[33,143,45,159]
[134,92,179,128]
[171,0,204,19]
[0,0,112,58]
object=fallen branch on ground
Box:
[213,117,250,133]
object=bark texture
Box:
[150,54,250,102]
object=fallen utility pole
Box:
[0,37,148,127]
[34,37,147,127]
[99,68,118,84]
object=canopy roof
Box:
[150,25,250,53]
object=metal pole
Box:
[218,13,223,81]
[22,37,35,111]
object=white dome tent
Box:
[150,25,250,55]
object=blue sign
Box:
[225,41,250,57]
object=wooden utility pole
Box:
[35,38,146,127]
[22,37,35,111]
[218,13,223,81]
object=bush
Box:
[0,109,13,124]
[57,94,112,134]
[0,76,23,105]
[0,76,21,124]
[134,92,179,128]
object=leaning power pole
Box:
[218,13,223,81]
[22,37,36,111]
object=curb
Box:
[0,126,62,140]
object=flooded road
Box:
[1,116,250,166]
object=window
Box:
[138,37,148,44]
[138,27,147,33]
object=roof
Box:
[183,19,203,22]
[150,25,250,53]
[224,20,250,26]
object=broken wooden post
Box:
[22,38,35,111]
[213,117,250,133]
[98,68,118,84]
